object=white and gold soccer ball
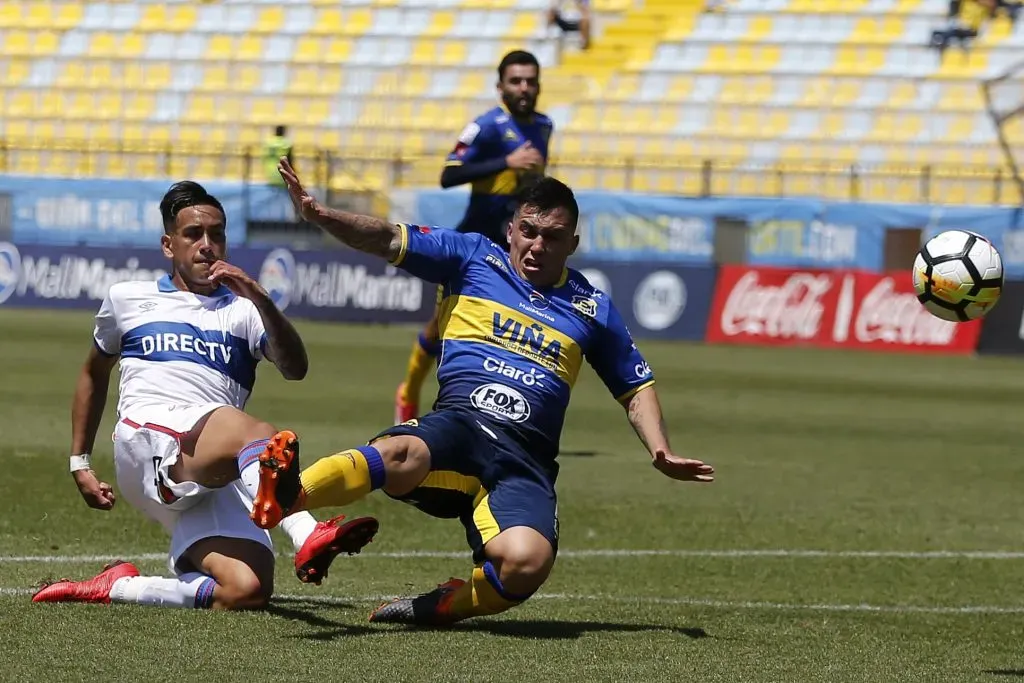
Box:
[912,229,1003,322]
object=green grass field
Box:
[4,307,1024,682]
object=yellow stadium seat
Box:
[254,8,285,34]
[23,4,52,30]
[507,12,540,39]
[237,36,264,61]
[293,37,321,64]
[324,39,351,64]
[423,11,456,38]
[310,9,343,35]
[90,32,119,58]
[338,9,373,37]
[207,36,234,61]
[1,58,30,86]
[53,4,83,30]
[138,5,169,32]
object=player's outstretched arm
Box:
[625,386,714,483]
[278,157,402,260]
[69,346,119,510]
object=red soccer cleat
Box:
[295,515,379,585]
[394,383,418,426]
[32,561,139,604]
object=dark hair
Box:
[516,176,579,230]
[498,50,540,81]
[159,181,225,234]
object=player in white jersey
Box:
[33,181,378,610]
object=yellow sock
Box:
[399,333,439,404]
[299,446,386,510]
[445,561,530,621]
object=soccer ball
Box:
[912,229,1003,322]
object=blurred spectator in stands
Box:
[930,0,995,56]
[997,0,1022,25]
[263,125,293,187]
[547,0,590,51]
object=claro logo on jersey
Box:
[0,242,163,305]
[259,248,423,313]
[470,383,531,423]
[483,357,546,387]
[489,313,562,369]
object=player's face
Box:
[160,204,227,294]
[499,64,540,119]
[508,204,578,288]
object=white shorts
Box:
[112,402,273,574]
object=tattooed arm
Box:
[625,386,715,483]
[277,158,402,259]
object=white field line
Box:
[6,548,1024,564]
[6,587,1024,615]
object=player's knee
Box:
[379,437,431,496]
[245,420,278,444]
[489,528,555,595]
[214,572,273,611]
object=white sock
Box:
[109,572,216,609]
[281,512,318,550]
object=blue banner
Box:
[410,189,1024,275]
[0,240,716,340]
[0,175,295,247]
[568,257,716,341]
[0,241,432,324]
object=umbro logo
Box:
[139,302,158,311]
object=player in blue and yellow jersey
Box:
[394,50,553,425]
[254,158,715,626]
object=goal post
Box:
[982,57,1024,205]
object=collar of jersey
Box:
[499,104,535,125]
[511,264,569,291]
[157,274,232,298]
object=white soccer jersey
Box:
[94,275,268,417]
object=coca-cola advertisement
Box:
[706,265,981,354]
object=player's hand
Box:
[207,260,267,301]
[278,157,321,223]
[652,449,714,483]
[73,469,116,511]
[506,141,544,171]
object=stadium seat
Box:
[0,0,1015,204]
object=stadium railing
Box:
[0,138,1015,207]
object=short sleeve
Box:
[389,223,482,284]
[445,117,493,166]
[585,300,655,404]
[93,291,121,356]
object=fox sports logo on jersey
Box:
[0,242,21,305]
[259,248,296,311]
[470,383,531,423]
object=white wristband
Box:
[69,454,91,473]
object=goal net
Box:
[982,57,1024,205]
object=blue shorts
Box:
[371,409,558,563]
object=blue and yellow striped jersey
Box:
[445,106,553,240]
[391,224,654,464]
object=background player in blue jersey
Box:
[251,159,715,626]
[394,50,553,426]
